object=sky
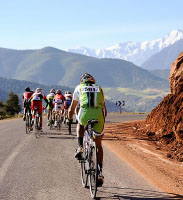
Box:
[0,0,183,50]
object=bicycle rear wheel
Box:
[25,112,30,134]
[57,120,61,131]
[89,143,98,199]
[35,117,40,138]
[50,113,53,130]
[68,122,71,135]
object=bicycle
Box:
[25,106,32,134]
[64,109,72,135]
[49,107,55,130]
[80,120,99,199]
[34,106,41,138]
[56,111,63,132]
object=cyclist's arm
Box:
[28,96,32,103]
[101,88,107,118]
[104,102,107,118]
[68,85,80,120]
[43,95,48,104]
[68,100,78,120]
[45,99,49,108]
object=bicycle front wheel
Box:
[81,139,88,187]
[89,142,98,199]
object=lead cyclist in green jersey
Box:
[68,73,107,185]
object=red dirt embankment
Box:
[103,53,183,196]
[104,120,183,196]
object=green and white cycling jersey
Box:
[73,83,105,134]
[46,92,55,109]
[73,83,105,109]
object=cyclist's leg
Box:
[75,107,87,158]
[37,101,43,129]
[54,104,58,126]
[23,101,27,121]
[31,101,35,125]
[47,108,51,125]
[75,123,85,158]
[94,136,103,164]
[28,106,33,131]
[40,113,43,129]
[47,108,50,120]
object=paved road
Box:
[0,115,176,200]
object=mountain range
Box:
[68,29,183,66]
[142,39,183,70]
[0,47,169,90]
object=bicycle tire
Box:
[89,143,98,199]
[56,122,59,131]
[35,117,40,138]
[25,112,30,134]
[50,113,53,130]
[81,138,88,187]
[68,122,71,135]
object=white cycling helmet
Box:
[50,88,56,94]
[36,88,42,93]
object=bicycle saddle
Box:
[87,120,98,125]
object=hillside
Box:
[0,76,73,97]
[0,47,168,89]
[0,88,8,102]
[103,87,169,112]
[0,77,117,112]
[142,39,183,70]
[0,47,169,90]
[0,47,171,112]
[149,69,170,81]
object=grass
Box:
[103,87,170,99]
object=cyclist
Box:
[53,90,65,127]
[64,91,72,121]
[22,87,34,121]
[46,88,56,126]
[68,73,107,185]
[64,91,72,109]
[29,88,48,131]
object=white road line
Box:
[0,135,32,184]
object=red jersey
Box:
[53,94,65,105]
[23,91,34,101]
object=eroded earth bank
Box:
[104,53,183,197]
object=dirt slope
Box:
[103,53,183,197]
[104,121,183,197]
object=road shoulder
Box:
[103,121,183,196]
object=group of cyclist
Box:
[22,87,73,131]
[22,73,107,186]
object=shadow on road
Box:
[47,136,76,140]
[96,187,183,200]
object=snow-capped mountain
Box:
[68,29,183,66]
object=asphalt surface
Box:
[0,115,173,200]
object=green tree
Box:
[4,91,21,116]
[0,101,6,117]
